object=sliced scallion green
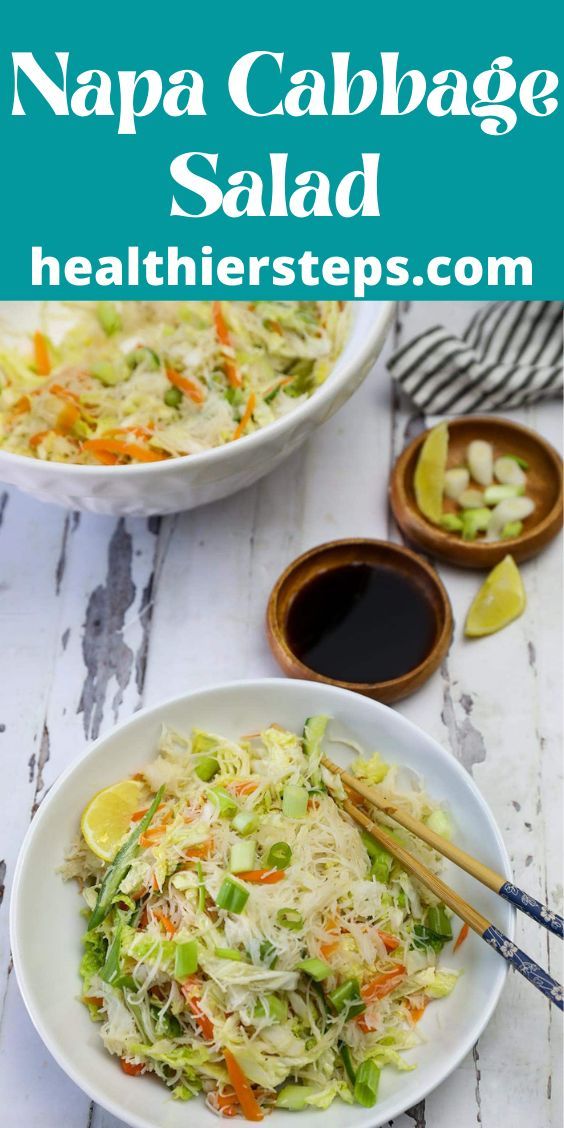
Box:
[215,947,245,961]
[230,839,256,873]
[174,939,199,980]
[339,1042,356,1087]
[276,908,303,931]
[195,756,219,782]
[296,957,332,981]
[328,978,366,1019]
[208,786,237,818]
[215,875,249,914]
[232,810,259,837]
[267,842,292,870]
[282,784,308,819]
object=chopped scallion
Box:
[215,875,249,914]
[276,908,303,931]
[267,842,292,870]
[195,756,219,782]
[282,784,308,819]
[230,839,257,874]
[296,957,332,981]
[174,939,199,980]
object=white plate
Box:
[11,679,513,1128]
[0,301,394,515]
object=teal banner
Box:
[0,0,562,298]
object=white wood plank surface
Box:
[0,302,561,1128]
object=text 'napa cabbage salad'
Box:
[63,717,461,1120]
[0,302,348,464]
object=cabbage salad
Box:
[0,301,348,464]
[64,717,459,1120]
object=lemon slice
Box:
[414,422,449,525]
[465,555,526,637]
[81,779,146,861]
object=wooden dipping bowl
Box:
[390,415,563,569]
[266,538,453,704]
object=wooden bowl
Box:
[266,538,453,704]
[390,416,563,569]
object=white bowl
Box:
[11,678,513,1128]
[0,302,394,515]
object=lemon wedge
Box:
[81,779,146,861]
[414,422,449,525]
[465,555,526,637]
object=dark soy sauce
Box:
[287,562,437,683]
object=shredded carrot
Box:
[33,331,51,376]
[11,395,31,415]
[182,983,215,1041]
[50,384,81,405]
[361,964,406,1005]
[91,450,119,465]
[131,803,166,823]
[319,940,341,959]
[150,875,159,894]
[153,909,176,936]
[120,1059,144,1076]
[56,401,80,433]
[407,999,428,1024]
[165,365,206,404]
[139,826,165,847]
[356,1012,379,1034]
[224,1049,264,1122]
[236,869,286,884]
[233,392,256,441]
[215,1091,238,1117]
[84,996,104,1008]
[212,301,241,387]
[82,437,167,463]
[230,780,259,796]
[454,922,470,951]
[29,430,50,449]
[377,930,400,952]
[185,839,214,859]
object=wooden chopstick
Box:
[322,754,564,940]
[341,794,563,1010]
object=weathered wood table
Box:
[0,302,562,1127]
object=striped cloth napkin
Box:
[388,300,563,415]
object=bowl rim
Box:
[10,677,513,1128]
[266,538,454,695]
[0,301,395,477]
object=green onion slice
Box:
[195,756,219,782]
[328,978,366,1018]
[174,940,199,980]
[215,875,249,914]
[296,957,332,981]
[267,842,292,870]
[276,908,303,931]
[282,784,308,819]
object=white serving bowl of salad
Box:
[0,301,393,516]
[11,678,512,1128]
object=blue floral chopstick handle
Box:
[499,882,564,939]
[484,925,563,1009]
